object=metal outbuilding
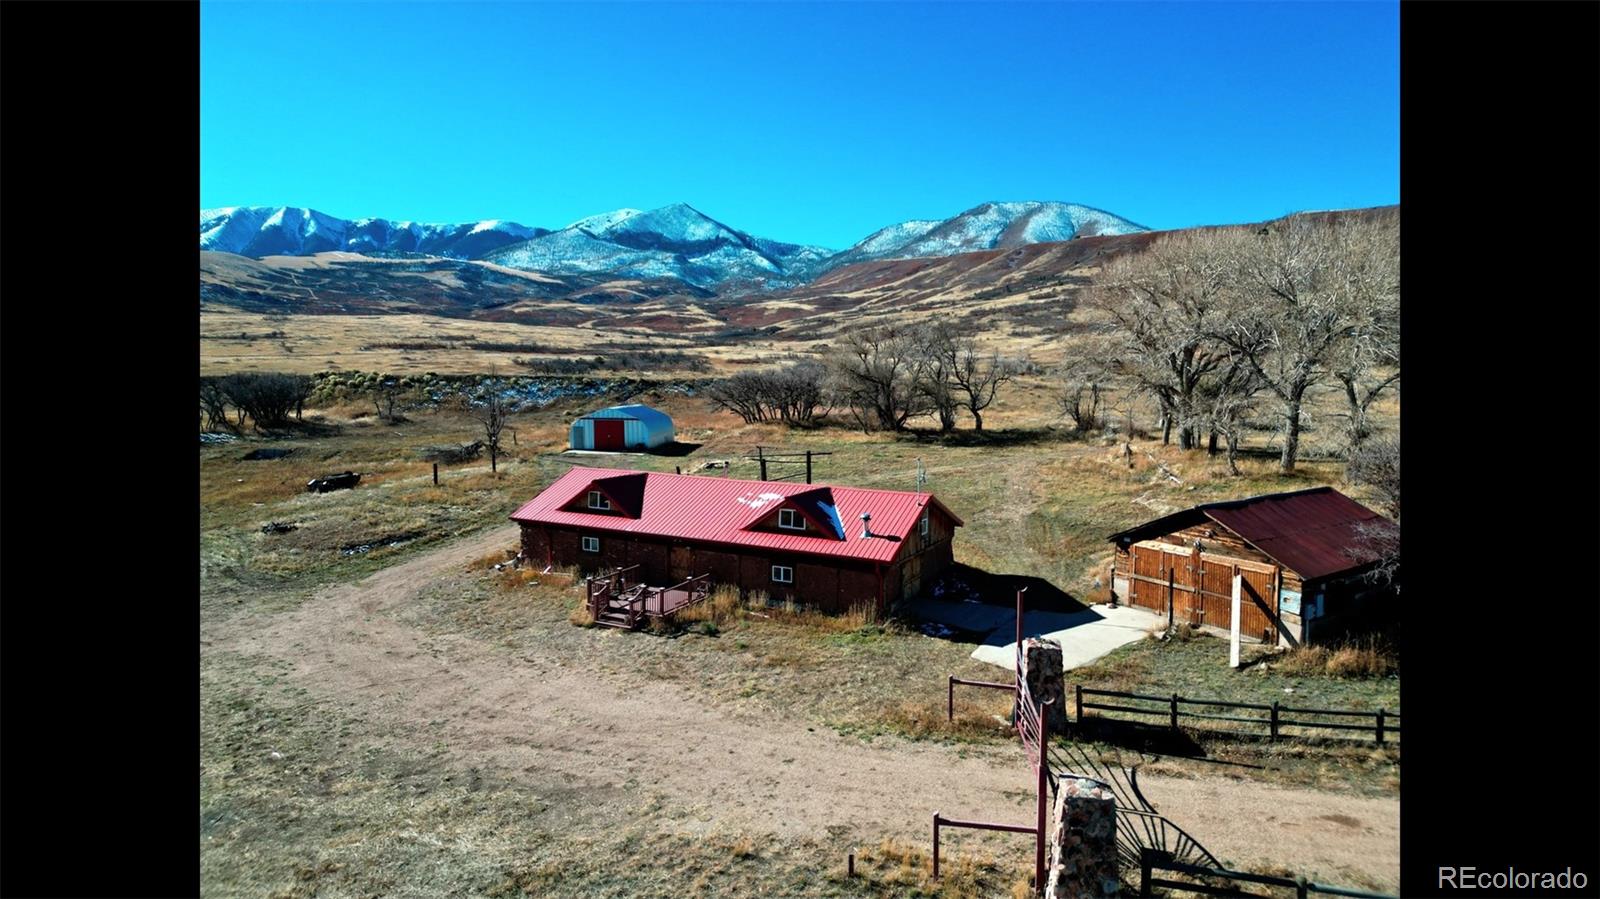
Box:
[568,404,675,451]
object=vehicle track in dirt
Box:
[207,525,1399,890]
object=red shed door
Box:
[594,419,625,450]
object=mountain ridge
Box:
[200,200,1152,290]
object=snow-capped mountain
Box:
[199,207,547,259]
[829,201,1148,266]
[822,219,944,270]
[199,199,1149,291]
[484,203,835,290]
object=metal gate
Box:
[934,589,1053,893]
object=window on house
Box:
[581,536,600,553]
[771,565,794,584]
[778,508,805,530]
[587,491,610,510]
[920,512,930,538]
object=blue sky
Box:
[200,1,1398,249]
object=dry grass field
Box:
[201,373,1400,897]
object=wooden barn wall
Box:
[889,505,958,605]
[1115,521,1306,592]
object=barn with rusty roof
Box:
[1107,487,1398,647]
[512,467,962,619]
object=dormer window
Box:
[587,490,611,511]
[778,508,805,531]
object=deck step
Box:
[594,611,637,629]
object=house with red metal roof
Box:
[512,467,963,616]
[1107,487,1398,647]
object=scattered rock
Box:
[243,447,295,461]
[261,522,298,534]
[200,432,238,445]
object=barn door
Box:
[594,419,625,451]
[1197,554,1280,642]
[1127,542,1197,621]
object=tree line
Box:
[707,320,1026,434]
[1079,210,1399,474]
[707,211,1398,481]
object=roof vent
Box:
[859,512,873,539]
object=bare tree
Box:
[468,377,511,473]
[707,371,770,423]
[1215,213,1399,473]
[370,373,415,423]
[1193,354,1265,475]
[929,322,1021,432]
[200,378,231,431]
[1345,435,1400,590]
[219,372,311,430]
[1345,434,1400,519]
[916,328,962,433]
[771,361,829,426]
[828,325,932,431]
[1347,518,1400,591]
[1089,229,1240,450]
[707,361,828,426]
[1056,357,1108,433]
[1329,213,1401,455]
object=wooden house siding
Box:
[520,522,915,614]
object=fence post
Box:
[1167,569,1175,630]
[847,852,854,878]
[1296,875,1309,899]
[1376,709,1386,745]
[1270,701,1280,741]
[806,450,813,484]
[1075,684,1084,723]
[948,676,955,723]
[1035,698,1049,896]
[1170,693,1179,731]
[932,812,941,879]
[432,463,438,485]
[1139,849,1153,898]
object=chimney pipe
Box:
[859,512,873,539]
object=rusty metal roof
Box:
[1108,486,1397,581]
[511,467,962,564]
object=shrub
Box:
[568,604,595,628]
[1277,637,1396,678]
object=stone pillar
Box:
[1021,637,1070,733]
[1043,775,1120,899]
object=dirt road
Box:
[209,526,1399,890]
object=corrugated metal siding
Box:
[570,404,674,449]
[569,420,593,449]
[511,467,961,564]
[1204,489,1396,582]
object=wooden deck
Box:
[586,568,712,630]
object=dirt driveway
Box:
[207,526,1399,890]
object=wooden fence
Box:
[1075,686,1398,745]
[1140,849,1395,898]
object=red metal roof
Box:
[510,467,962,564]
[1109,487,1397,582]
